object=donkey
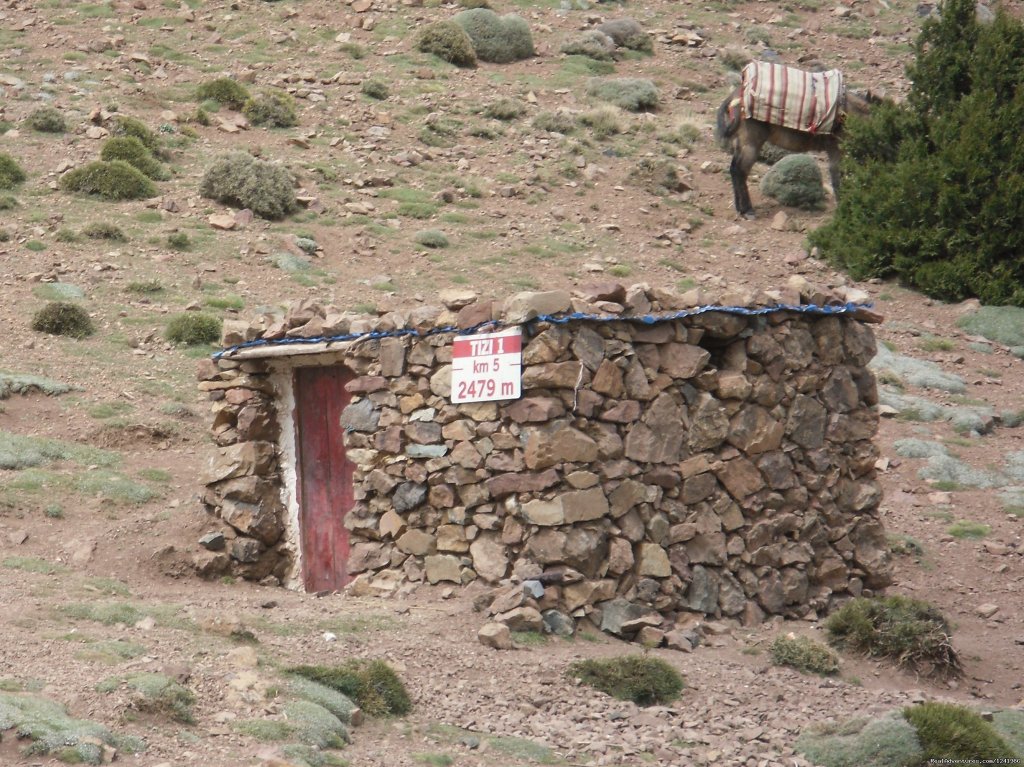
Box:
[715,63,877,218]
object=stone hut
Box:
[197,279,892,627]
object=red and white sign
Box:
[451,328,522,403]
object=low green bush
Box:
[561,31,616,61]
[167,232,191,251]
[586,77,659,111]
[414,230,449,248]
[825,595,961,676]
[200,152,297,220]
[596,18,644,47]
[454,8,535,64]
[567,655,683,706]
[26,105,66,133]
[102,673,195,724]
[596,19,653,53]
[31,302,95,339]
[243,91,298,128]
[361,79,389,101]
[533,110,577,134]
[60,160,157,201]
[100,137,168,180]
[195,77,251,109]
[770,634,840,675]
[483,98,525,121]
[0,153,26,189]
[83,222,127,241]
[288,660,412,717]
[904,702,1016,761]
[579,108,623,139]
[165,313,221,346]
[760,154,826,210]
[109,115,160,153]
[417,21,477,67]
[796,714,924,767]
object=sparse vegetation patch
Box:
[567,655,684,706]
[770,634,839,675]
[244,91,299,128]
[200,152,297,219]
[825,595,961,677]
[288,660,412,717]
[586,77,659,111]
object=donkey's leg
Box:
[729,140,761,218]
[826,144,842,202]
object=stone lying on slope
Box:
[478,622,513,650]
[600,598,662,636]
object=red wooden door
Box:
[295,365,355,592]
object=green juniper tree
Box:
[810,0,1024,305]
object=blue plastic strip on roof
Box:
[212,301,871,360]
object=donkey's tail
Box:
[715,93,742,150]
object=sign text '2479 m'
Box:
[451,328,522,404]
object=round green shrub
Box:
[195,77,251,110]
[904,702,1016,761]
[458,0,490,7]
[360,80,389,101]
[0,196,17,211]
[561,31,617,61]
[0,153,26,190]
[414,229,449,248]
[825,595,962,676]
[100,137,168,180]
[587,77,659,112]
[454,8,535,64]
[760,154,826,210]
[416,20,477,67]
[109,115,160,153]
[31,302,95,339]
[200,152,297,220]
[567,655,683,706]
[165,313,221,346]
[26,105,67,133]
[59,161,157,201]
[243,91,299,128]
[770,634,839,675]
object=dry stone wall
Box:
[198,279,893,629]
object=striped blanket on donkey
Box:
[740,61,845,134]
